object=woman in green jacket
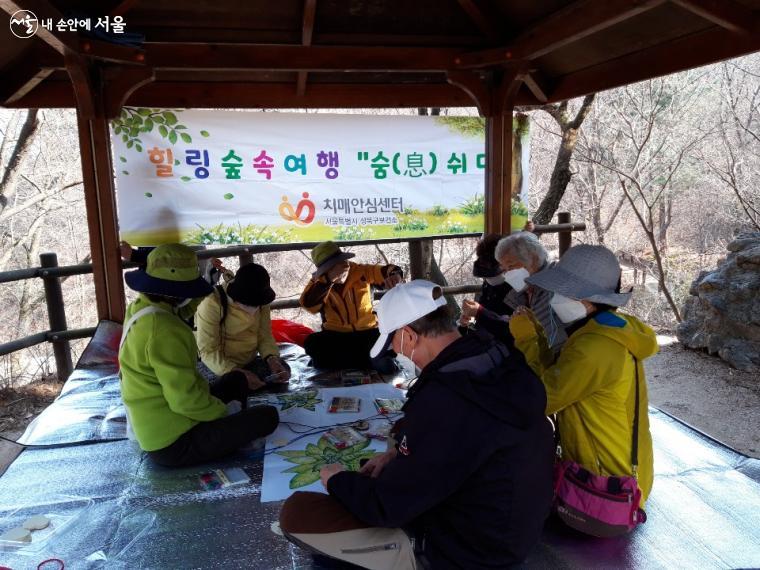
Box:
[509,245,656,506]
[119,244,279,467]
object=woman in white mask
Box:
[461,231,567,351]
[509,244,657,509]
[462,234,515,328]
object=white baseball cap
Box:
[369,280,447,358]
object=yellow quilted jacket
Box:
[510,310,657,505]
[300,262,394,333]
[195,285,279,376]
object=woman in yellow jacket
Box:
[509,245,656,506]
[196,263,290,387]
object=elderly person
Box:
[510,244,656,507]
[462,231,567,350]
[196,262,290,388]
[280,280,553,568]
[300,241,403,372]
[119,244,279,467]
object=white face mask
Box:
[234,301,260,316]
[550,293,588,324]
[503,267,531,292]
[484,274,506,286]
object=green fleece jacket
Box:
[119,294,226,451]
[511,310,657,505]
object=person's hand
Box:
[461,299,481,320]
[320,463,345,488]
[359,449,397,478]
[234,368,266,391]
[119,241,133,262]
[383,270,403,290]
[523,219,535,232]
[266,356,290,383]
[210,257,225,270]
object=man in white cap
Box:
[279,280,553,569]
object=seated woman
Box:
[300,241,403,372]
[461,231,567,351]
[469,233,515,317]
[119,244,279,467]
[509,244,656,506]
[196,262,291,388]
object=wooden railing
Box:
[0,214,585,380]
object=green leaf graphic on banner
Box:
[119,156,126,163]
[181,176,192,182]
[174,159,180,165]
[144,192,152,197]
[122,170,129,175]
[113,108,210,153]
[223,193,234,200]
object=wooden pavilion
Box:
[1,0,759,323]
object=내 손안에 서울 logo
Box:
[9,10,38,38]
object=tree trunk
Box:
[0,110,40,214]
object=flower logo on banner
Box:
[9,10,38,38]
[279,192,316,226]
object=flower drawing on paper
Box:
[277,436,378,489]
[276,390,323,411]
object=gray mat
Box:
[2,322,760,568]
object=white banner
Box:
[111,110,528,245]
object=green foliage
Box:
[110,108,210,154]
[334,226,375,241]
[402,207,420,215]
[439,220,466,234]
[278,436,378,489]
[459,194,485,216]
[429,205,449,216]
[435,116,486,139]
[187,223,294,246]
[394,216,429,232]
[512,199,529,217]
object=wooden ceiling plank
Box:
[455,0,666,67]
[519,69,549,103]
[549,24,760,102]
[109,0,140,17]
[297,0,317,97]
[1,0,78,54]
[456,0,502,44]
[143,44,463,72]
[671,0,757,34]
[8,81,540,109]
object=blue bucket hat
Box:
[124,243,213,299]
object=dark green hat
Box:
[311,241,355,278]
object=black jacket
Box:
[476,280,514,317]
[327,330,554,569]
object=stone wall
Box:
[677,233,760,372]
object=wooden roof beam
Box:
[549,24,760,102]
[456,0,503,45]
[143,44,463,72]
[519,69,549,103]
[297,0,318,97]
[670,0,758,35]
[454,0,666,68]
[0,45,54,104]
[7,81,541,109]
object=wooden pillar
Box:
[69,56,126,322]
[481,71,522,235]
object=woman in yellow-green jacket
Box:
[509,245,656,506]
[196,262,290,386]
